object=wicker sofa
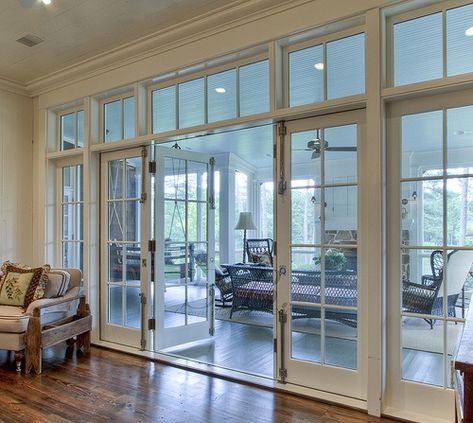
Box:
[222,264,357,327]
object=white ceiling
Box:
[0,0,286,85]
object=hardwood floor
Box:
[0,345,400,423]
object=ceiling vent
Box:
[16,34,44,47]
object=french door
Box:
[100,148,149,348]
[151,145,215,351]
[385,90,473,422]
[276,110,366,399]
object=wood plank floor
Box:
[0,345,400,423]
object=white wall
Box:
[0,89,33,264]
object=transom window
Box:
[151,59,269,134]
[59,110,84,151]
[103,95,135,142]
[392,2,473,87]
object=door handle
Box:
[279,265,287,276]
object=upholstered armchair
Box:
[0,268,91,374]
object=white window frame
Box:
[100,92,135,143]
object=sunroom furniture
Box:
[402,250,473,328]
[245,238,274,266]
[222,264,357,327]
[0,268,91,374]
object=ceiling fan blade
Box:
[311,151,320,160]
[325,146,357,152]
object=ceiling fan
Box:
[295,130,357,159]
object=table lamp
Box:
[235,212,256,263]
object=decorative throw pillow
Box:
[250,251,272,266]
[44,269,71,298]
[0,261,50,304]
[0,264,48,307]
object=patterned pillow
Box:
[0,263,49,308]
[0,261,50,304]
[249,251,272,266]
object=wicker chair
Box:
[245,238,274,266]
[402,250,473,328]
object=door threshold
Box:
[92,340,367,412]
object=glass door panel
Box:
[153,146,215,351]
[277,111,365,399]
[100,149,147,347]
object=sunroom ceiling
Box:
[0,0,288,86]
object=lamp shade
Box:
[235,212,256,230]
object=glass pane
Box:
[447,3,473,77]
[109,159,124,199]
[164,157,186,200]
[447,178,473,246]
[401,316,443,386]
[124,243,140,282]
[109,243,123,282]
[324,125,357,184]
[401,110,443,179]
[324,248,358,307]
[291,304,321,363]
[125,201,140,241]
[401,180,444,247]
[125,286,140,329]
[61,112,75,150]
[447,105,473,175]
[125,157,141,199]
[207,69,236,123]
[239,60,269,116]
[401,248,444,316]
[291,129,321,185]
[77,110,84,148]
[447,320,464,387]
[123,96,135,139]
[393,13,443,86]
[108,201,124,241]
[291,187,320,245]
[104,99,122,142]
[152,85,176,133]
[325,311,357,369]
[444,249,473,319]
[179,78,204,128]
[324,186,357,240]
[187,160,208,201]
[187,202,206,244]
[62,166,80,202]
[165,201,186,242]
[289,44,324,107]
[109,285,123,325]
[327,33,365,99]
[62,241,82,269]
[62,204,73,240]
[164,285,186,328]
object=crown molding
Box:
[0,77,29,97]
[26,0,311,97]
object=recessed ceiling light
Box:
[215,87,226,93]
[314,62,324,71]
[466,26,473,36]
[41,0,52,4]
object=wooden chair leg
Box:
[14,351,23,373]
[25,315,42,375]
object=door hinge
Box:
[149,161,156,174]
[209,157,215,166]
[273,241,277,256]
[273,338,277,353]
[278,309,288,323]
[148,240,156,252]
[273,143,277,158]
[278,368,287,382]
[278,123,287,136]
[148,318,156,331]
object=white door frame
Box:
[152,145,216,351]
[99,147,150,348]
[275,109,367,400]
[384,88,473,422]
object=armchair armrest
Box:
[26,286,82,317]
